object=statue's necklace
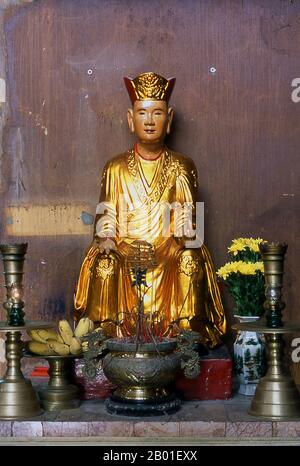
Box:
[135,144,164,161]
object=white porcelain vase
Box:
[233,316,265,396]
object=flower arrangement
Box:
[217,238,266,317]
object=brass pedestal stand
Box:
[232,242,300,420]
[39,354,81,411]
[0,321,51,419]
[233,320,300,419]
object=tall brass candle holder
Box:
[261,242,287,329]
[0,243,51,418]
[0,322,44,419]
[233,242,300,419]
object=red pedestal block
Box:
[176,345,233,400]
[30,366,49,377]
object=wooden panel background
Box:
[1,0,300,330]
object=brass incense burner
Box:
[82,241,201,416]
[103,339,181,415]
[233,242,300,419]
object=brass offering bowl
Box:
[25,352,82,411]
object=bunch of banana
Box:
[27,317,94,356]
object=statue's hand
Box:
[86,238,116,256]
[97,238,117,255]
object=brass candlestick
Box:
[260,242,287,328]
[0,321,51,419]
[233,242,300,419]
[249,325,300,418]
[0,244,54,418]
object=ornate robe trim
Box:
[95,256,115,280]
[127,148,180,208]
[178,254,200,276]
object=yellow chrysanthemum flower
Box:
[228,237,265,255]
[217,238,266,316]
[216,261,264,280]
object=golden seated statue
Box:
[74,72,226,348]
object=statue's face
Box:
[127,100,173,144]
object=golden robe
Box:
[74,148,226,348]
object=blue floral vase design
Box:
[233,316,266,396]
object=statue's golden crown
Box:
[124,72,176,104]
